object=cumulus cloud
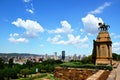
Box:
[82,14,103,34]
[47,34,88,45]
[47,35,61,43]
[89,2,111,14]
[113,42,120,53]
[12,18,44,38]
[49,20,73,34]
[81,2,112,34]
[9,33,19,37]
[9,33,28,43]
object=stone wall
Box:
[54,67,97,80]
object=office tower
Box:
[62,50,65,61]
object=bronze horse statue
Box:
[98,23,110,31]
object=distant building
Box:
[44,53,48,60]
[73,54,77,60]
[78,55,81,60]
[54,52,58,60]
[62,50,65,61]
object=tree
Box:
[81,55,93,64]
[112,53,119,61]
[20,68,30,78]
[0,69,4,80]
[26,60,33,69]
[3,68,17,80]
[0,58,4,69]
[8,58,14,68]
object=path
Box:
[107,62,120,80]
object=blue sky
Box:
[0,0,120,56]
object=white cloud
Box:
[110,33,115,36]
[113,42,120,53]
[9,37,28,43]
[26,3,34,14]
[90,2,111,14]
[47,34,89,45]
[10,33,19,37]
[26,9,34,14]
[12,18,44,38]
[47,35,61,43]
[23,0,31,2]
[9,33,28,43]
[82,14,103,34]
[49,20,73,34]
[80,28,85,33]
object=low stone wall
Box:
[54,67,97,80]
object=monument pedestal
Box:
[95,31,112,65]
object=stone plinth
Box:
[95,31,112,65]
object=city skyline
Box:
[0,0,120,56]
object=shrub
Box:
[60,63,113,71]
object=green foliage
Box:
[112,53,120,61]
[81,55,93,64]
[0,59,63,79]
[8,58,14,68]
[3,67,18,79]
[0,69,4,80]
[0,58,4,69]
[20,68,30,78]
[60,63,113,71]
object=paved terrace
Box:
[87,62,120,80]
[107,62,120,80]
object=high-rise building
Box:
[54,52,58,60]
[73,54,77,60]
[62,50,65,61]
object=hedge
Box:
[60,64,113,71]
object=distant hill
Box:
[0,53,41,57]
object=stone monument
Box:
[92,23,112,65]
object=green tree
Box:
[81,55,93,64]
[8,58,14,68]
[20,68,30,78]
[0,69,4,80]
[26,60,33,69]
[3,68,17,80]
[0,58,4,69]
[112,53,120,61]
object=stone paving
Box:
[115,63,120,80]
[86,70,104,80]
[107,63,120,80]
[87,62,120,80]
[106,69,116,80]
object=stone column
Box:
[109,45,112,58]
[96,45,98,57]
[98,45,100,57]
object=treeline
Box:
[0,58,63,80]
[112,53,120,61]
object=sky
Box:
[0,0,120,56]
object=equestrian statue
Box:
[98,23,110,31]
